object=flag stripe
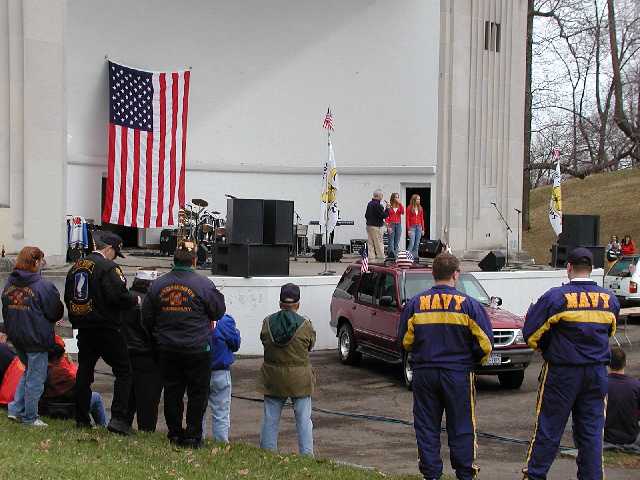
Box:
[103,124,116,223]
[179,71,190,209]
[131,129,141,227]
[168,72,179,226]
[111,125,122,224]
[144,131,154,227]
[156,73,167,227]
[117,127,129,225]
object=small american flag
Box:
[322,107,334,131]
[102,61,191,228]
[360,244,369,273]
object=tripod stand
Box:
[491,202,512,267]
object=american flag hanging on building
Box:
[102,61,191,228]
[322,107,334,131]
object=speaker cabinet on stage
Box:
[212,244,289,277]
[420,239,444,259]
[558,215,600,246]
[263,200,294,245]
[550,244,569,268]
[159,229,178,256]
[478,251,506,271]
[313,244,344,263]
[226,199,264,245]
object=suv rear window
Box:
[608,257,639,278]
[402,272,490,305]
[335,268,360,298]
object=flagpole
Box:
[320,125,335,276]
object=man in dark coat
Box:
[365,189,389,262]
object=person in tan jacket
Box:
[258,283,316,456]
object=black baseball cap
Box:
[280,283,300,304]
[94,231,125,258]
[568,247,593,267]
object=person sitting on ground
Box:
[39,334,107,427]
[258,283,316,457]
[620,234,637,256]
[124,270,163,432]
[604,346,640,450]
[2,246,64,427]
[206,313,241,443]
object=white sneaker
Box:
[26,419,48,427]
[7,414,20,422]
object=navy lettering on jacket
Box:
[143,268,225,353]
[398,284,494,371]
[523,280,619,365]
[2,270,64,352]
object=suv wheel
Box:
[498,370,525,389]
[402,352,413,390]
[338,324,361,365]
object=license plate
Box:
[487,353,502,366]
[610,283,620,290]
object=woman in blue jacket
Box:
[206,313,241,443]
[2,247,64,427]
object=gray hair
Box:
[373,189,383,199]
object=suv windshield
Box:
[402,272,491,305]
[607,256,639,278]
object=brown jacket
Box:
[257,314,316,398]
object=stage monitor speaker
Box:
[580,245,605,269]
[212,244,289,277]
[550,244,569,268]
[478,251,506,272]
[159,229,178,256]
[313,244,344,263]
[558,214,600,247]
[420,239,444,259]
[263,200,294,245]
[226,199,264,244]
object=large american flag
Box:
[102,61,191,228]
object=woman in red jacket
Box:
[620,234,636,256]
[385,193,404,259]
[406,194,425,261]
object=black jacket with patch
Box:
[64,252,138,330]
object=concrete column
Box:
[22,0,66,258]
[0,1,9,208]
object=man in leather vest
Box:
[64,231,138,434]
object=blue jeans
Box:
[387,222,402,258]
[90,392,108,427]
[260,395,313,456]
[407,225,423,259]
[8,350,48,424]
[207,370,232,442]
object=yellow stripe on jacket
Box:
[527,310,616,351]
[402,311,493,364]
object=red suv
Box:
[330,262,533,389]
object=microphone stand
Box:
[491,202,512,267]
[293,211,301,262]
[514,208,522,260]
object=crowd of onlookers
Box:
[1,233,316,456]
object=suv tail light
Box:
[630,281,638,294]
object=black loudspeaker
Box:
[263,200,294,245]
[313,244,344,262]
[550,244,569,268]
[420,239,444,258]
[226,199,264,244]
[159,229,178,256]
[558,215,600,247]
[478,251,506,271]
[580,246,605,269]
[212,244,289,277]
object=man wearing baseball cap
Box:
[64,230,138,434]
[258,283,316,456]
[522,247,620,479]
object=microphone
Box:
[490,202,497,206]
[225,194,237,199]
[514,208,522,214]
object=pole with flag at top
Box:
[549,147,563,237]
[319,107,337,275]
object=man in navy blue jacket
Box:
[143,243,225,448]
[522,248,619,479]
[398,253,493,480]
[206,313,240,443]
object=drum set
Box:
[178,198,226,267]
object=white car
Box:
[603,255,640,306]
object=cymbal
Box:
[192,198,208,208]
